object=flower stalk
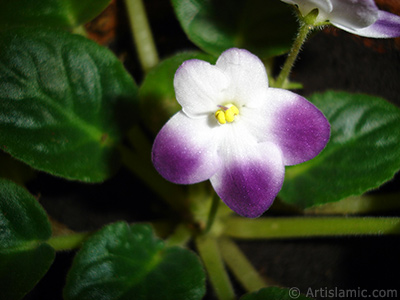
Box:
[195,235,236,300]
[205,194,221,233]
[124,0,159,72]
[47,232,91,251]
[219,237,271,292]
[305,194,400,215]
[275,21,313,88]
[224,217,400,239]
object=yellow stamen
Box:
[215,104,239,125]
[215,110,226,124]
[225,105,239,122]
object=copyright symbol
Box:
[289,287,301,299]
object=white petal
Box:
[236,88,294,144]
[216,48,269,108]
[281,0,333,20]
[174,59,229,117]
[329,0,378,30]
[333,10,400,38]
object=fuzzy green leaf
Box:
[172,0,297,58]
[64,222,206,300]
[0,179,55,300]
[0,28,138,182]
[0,0,111,29]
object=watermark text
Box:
[288,287,397,299]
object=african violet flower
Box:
[152,48,330,218]
[281,0,400,38]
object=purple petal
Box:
[269,89,330,166]
[333,10,400,38]
[210,142,284,218]
[152,112,220,184]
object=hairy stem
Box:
[275,22,312,88]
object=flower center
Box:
[215,104,239,125]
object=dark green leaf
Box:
[0,179,55,300]
[280,91,400,208]
[0,0,111,29]
[0,27,138,182]
[139,51,216,133]
[64,222,206,300]
[171,0,297,58]
[241,287,313,300]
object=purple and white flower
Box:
[152,48,330,218]
[281,0,400,38]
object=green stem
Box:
[205,194,220,233]
[305,194,400,215]
[166,223,192,247]
[219,238,272,292]
[224,217,400,239]
[275,22,312,88]
[196,235,236,300]
[72,25,88,37]
[124,0,159,72]
[118,145,187,215]
[47,232,91,251]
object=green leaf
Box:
[171,0,297,58]
[241,287,313,300]
[0,179,55,300]
[0,0,111,29]
[280,91,400,208]
[0,27,138,182]
[139,51,216,133]
[64,222,206,300]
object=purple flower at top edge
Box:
[151,48,330,218]
[281,0,400,38]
